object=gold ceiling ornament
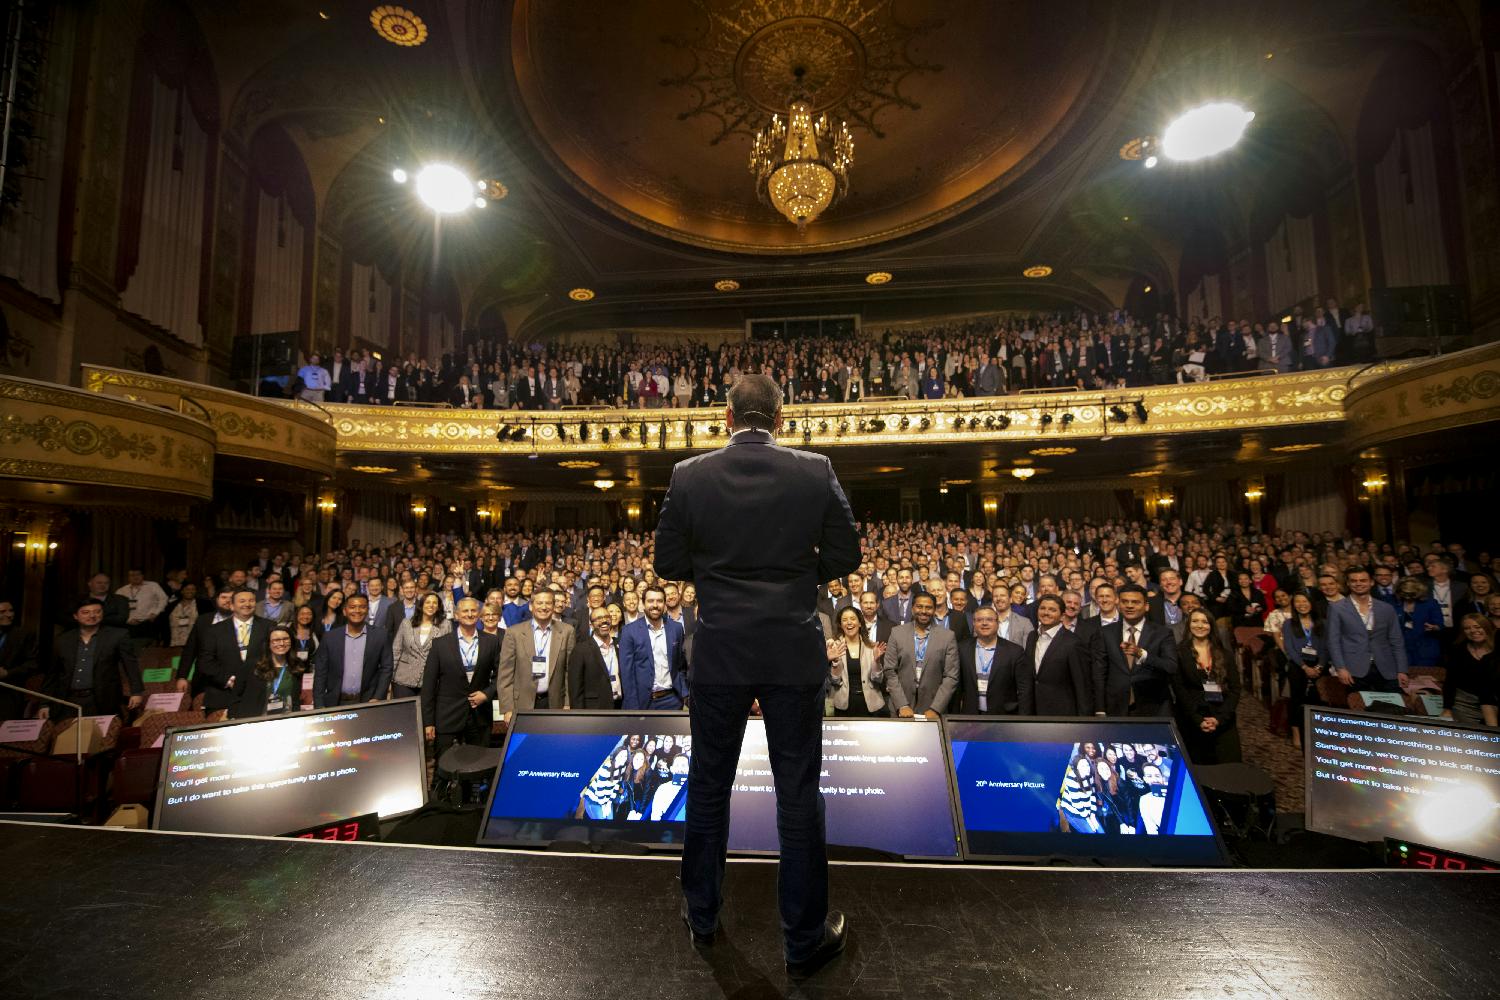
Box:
[1269,443,1321,453]
[568,288,595,301]
[558,459,599,469]
[1022,265,1053,278]
[749,99,854,228]
[1128,468,1164,478]
[593,478,616,491]
[864,271,892,284]
[369,6,427,47]
[350,465,398,474]
[478,178,508,201]
[1030,446,1076,456]
[1009,466,1039,480]
[714,279,741,291]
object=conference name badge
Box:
[532,655,547,679]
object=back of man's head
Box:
[727,374,780,431]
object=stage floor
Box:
[1,822,1497,1000]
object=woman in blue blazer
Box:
[1281,593,1327,750]
[1395,578,1444,668]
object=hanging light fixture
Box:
[748,100,854,230]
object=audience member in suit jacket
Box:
[620,586,689,710]
[1326,566,1409,693]
[568,606,622,709]
[991,589,1034,650]
[956,606,1026,715]
[880,570,920,626]
[497,589,577,719]
[1016,595,1091,715]
[420,597,501,759]
[174,590,233,695]
[881,593,961,718]
[826,606,886,718]
[44,599,143,718]
[1093,585,1178,716]
[312,594,393,708]
[200,589,274,714]
[855,592,894,646]
[652,376,860,972]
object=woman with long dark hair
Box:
[1281,593,1327,750]
[392,592,448,699]
[318,589,346,634]
[229,626,303,719]
[827,606,886,718]
[1174,609,1242,764]
[1443,615,1498,728]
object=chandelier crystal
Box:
[748,100,854,230]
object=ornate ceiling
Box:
[501,0,1122,253]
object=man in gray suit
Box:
[497,589,578,718]
[1327,566,1408,694]
[992,586,1034,650]
[881,593,961,718]
[253,579,295,627]
[1258,321,1296,374]
[973,353,1002,396]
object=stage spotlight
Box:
[707,424,721,436]
[1161,102,1254,162]
[496,424,511,442]
[1110,406,1129,423]
[803,427,813,445]
[1143,155,1158,169]
[899,416,910,431]
[952,417,964,430]
[685,421,693,447]
[1061,413,1074,428]
[391,167,408,184]
[659,423,667,449]
[857,419,868,433]
[968,417,980,430]
[1040,413,1053,427]
[579,422,590,442]
[997,414,1011,430]
[837,421,848,435]
[1134,401,1149,422]
[984,416,996,430]
[870,418,885,432]
[601,427,611,443]
[639,421,647,443]
[555,422,567,440]
[788,419,797,431]
[919,417,930,430]
[510,426,527,441]
[619,425,632,439]
[818,420,829,433]
[415,164,477,214]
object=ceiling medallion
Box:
[1022,265,1053,278]
[714,278,741,291]
[749,99,854,228]
[350,465,398,474]
[568,288,595,301]
[558,460,598,469]
[369,6,427,47]
[865,271,892,284]
[1030,446,1076,456]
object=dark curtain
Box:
[1263,473,1287,533]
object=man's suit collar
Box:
[727,428,774,446]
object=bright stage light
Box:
[391,167,408,184]
[1161,102,1255,162]
[415,163,476,214]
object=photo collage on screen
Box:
[574,733,691,823]
[1055,741,1177,836]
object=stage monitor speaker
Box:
[230,330,300,385]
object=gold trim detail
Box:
[1343,343,1500,450]
[370,5,427,47]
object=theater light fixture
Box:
[952,417,965,430]
[997,414,1011,430]
[1161,102,1255,162]
[1157,495,1175,508]
[1060,412,1074,428]
[715,279,740,292]
[568,288,595,301]
[370,5,427,46]
[593,479,616,491]
[350,465,396,474]
[1023,265,1053,278]
[391,167,408,184]
[919,417,931,430]
[1243,487,1264,500]
[411,503,428,515]
[982,498,999,514]
[1040,413,1053,427]
[787,419,797,431]
[865,272,893,285]
[1110,406,1129,423]
[939,484,949,494]
[899,416,910,431]
[601,428,612,443]
[818,420,829,433]
[1011,467,1037,480]
[414,164,480,215]
[558,460,597,469]
[1030,447,1075,457]
[1134,401,1149,423]
[868,418,885,432]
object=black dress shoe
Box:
[680,897,718,947]
[785,911,847,977]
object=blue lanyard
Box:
[976,644,995,677]
[459,633,478,669]
[271,665,287,700]
[533,626,551,660]
[914,632,929,663]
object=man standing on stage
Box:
[655,373,860,976]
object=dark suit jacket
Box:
[933,612,971,645]
[312,625,394,708]
[175,610,226,688]
[568,636,620,709]
[881,593,917,625]
[382,600,420,638]
[857,614,894,646]
[46,626,142,716]
[1095,618,1178,716]
[200,616,275,713]
[420,629,501,734]
[653,428,861,686]
[956,637,1025,715]
[1016,627,1090,715]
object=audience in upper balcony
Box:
[267,303,1379,406]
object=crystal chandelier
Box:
[748,100,854,230]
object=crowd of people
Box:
[6,513,1494,779]
[276,301,1379,408]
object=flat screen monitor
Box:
[478,711,693,849]
[946,716,1226,866]
[1306,707,1500,863]
[153,699,427,836]
[729,717,959,859]
[477,713,961,858]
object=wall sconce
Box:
[317,498,338,512]
[625,503,642,518]
[411,504,428,516]
[477,508,491,519]
[1362,476,1387,492]
[1243,488,1263,501]
[1157,495,1174,508]
[982,498,999,514]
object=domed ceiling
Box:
[499,0,1140,254]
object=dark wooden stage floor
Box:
[2,822,1497,1000]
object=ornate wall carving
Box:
[1344,341,1500,450]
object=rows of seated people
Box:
[5,516,1492,791]
[274,300,1379,408]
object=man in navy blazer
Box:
[880,568,919,625]
[618,584,688,709]
[655,374,860,974]
[1092,584,1178,716]
[313,594,393,708]
[1327,566,1409,693]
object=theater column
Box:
[1242,478,1265,534]
[981,494,1000,531]
[410,496,429,537]
[1359,464,1392,547]
[10,513,64,635]
[314,493,338,552]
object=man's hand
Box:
[1201,717,1218,733]
[424,726,435,741]
[468,691,488,708]
[923,709,940,722]
[1334,667,1353,685]
[1397,672,1409,692]
[1302,665,1320,679]
[127,694,144,711]
[897,706,915,719]
[1120,640,1138,661]
[174,678,189,694]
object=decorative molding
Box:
[81,366,337,477]
[1344,342,1500,451]
[0,376,216,499]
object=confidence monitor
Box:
[477,712,961,859]
[946,716,1227,866]
[153,699,427,837]
[1306,707,1500,863]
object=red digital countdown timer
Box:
[1385,839,1499,871]
[281,812,380,842]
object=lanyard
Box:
[914,632,929,663]
[271,664,288,696]
[459,633,478,669]
[976,644,995,677]
[533,626,551,660]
